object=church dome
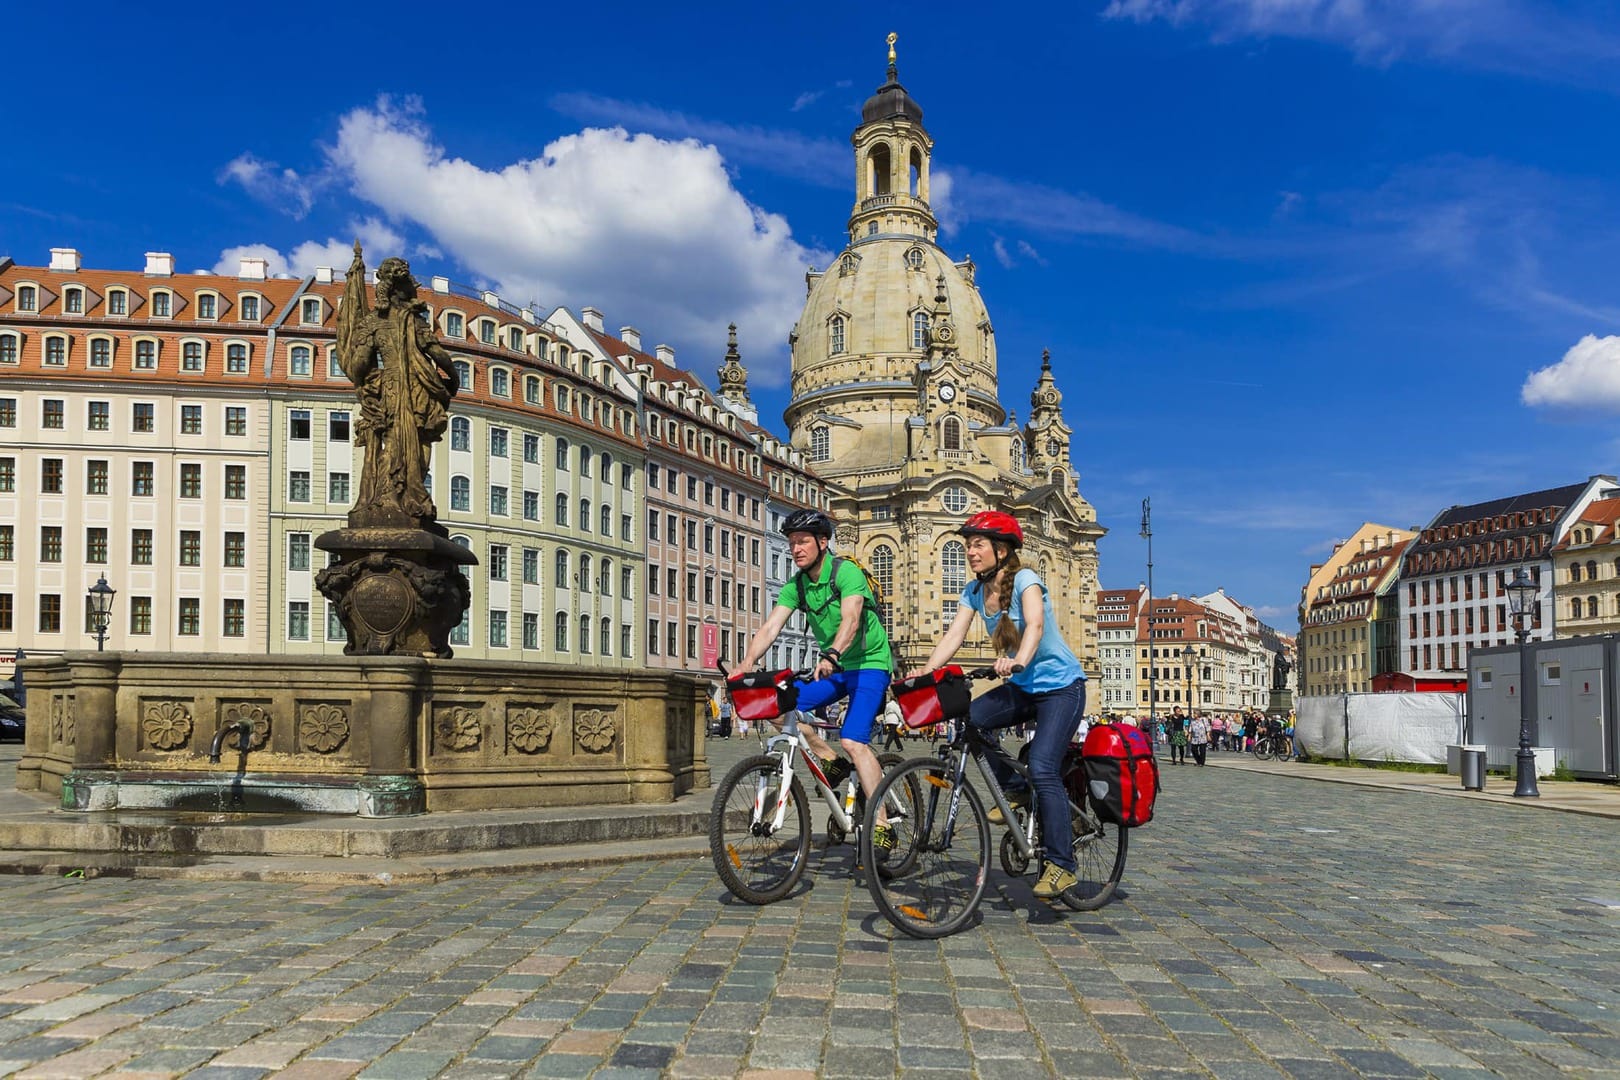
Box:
[862,71,925,127]
[790,236,994,397]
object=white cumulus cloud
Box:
[317,96,826,386]
[1521,334,1620,412]
[217,153,321,218]
[213,220,406,279]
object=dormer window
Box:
[197,293,217,320]
[810,427,830,462]
[182,341,205,372]
[290,345,312,377]
[479,319,495,344]
[16,286,36,312]
[906,247,925,270]
[64,288,84,315]
[240,295,260,322]
[445,312,464,338]
[226,343,249,374]
[830,315,846,355]
[134,340,158,370]
[42,335,67,367]
[913,311,929,349]
[490,368,510,397]
[524,375,541,405]
[88,338,112,368]
[508,327,523,351]
[301,297,322,324]
[151,291,171,318]
[107,289,127,316]
[453,361,471,390]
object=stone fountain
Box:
[14,246,707,824]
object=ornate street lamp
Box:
[1140,498,1154,727]
[1505,567,1540,799]
[1181,642,1195,712]
[87,575,116,652]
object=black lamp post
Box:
[1140,498,1154,729]
[1505,567,1540,798]
[87,575,116,652]
[1181,642,1195,712]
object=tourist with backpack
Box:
[905,510,1087,902]
[731,509,898,853]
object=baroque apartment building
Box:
[0,248,825,674]
[1096,586,1145,716]
[782,51,1104,672]
[1296,524,1415,697]
[1549,496,1620,638]
[1396,477,1618,677]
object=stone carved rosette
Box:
[573,707,619,756]
[223,702,273,751]
[142,700,194,753]
[299,703,351,754]
[506,706,555,755]
[434,705,484,753]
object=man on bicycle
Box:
[732,509,897,851]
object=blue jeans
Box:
[793,667,891,744]
[969,677,1085,873]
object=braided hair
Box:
[989,545,1024,655]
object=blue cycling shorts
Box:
[793,667,891,744]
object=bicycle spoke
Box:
[864,760,989,938]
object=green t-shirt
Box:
[777,557,893,672]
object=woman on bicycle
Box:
[908,510,1087,901]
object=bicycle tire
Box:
[871,755,923,880]
[1252,737,1274,761]
[861,758,990,939]
[1061,805,1128,911]
[710,754,810,904]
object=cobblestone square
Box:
[2,761,1617,1077]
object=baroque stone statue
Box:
[315,244,474,657]
[1272,651,1292,691]
[337,244,458,527]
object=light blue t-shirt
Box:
[962,568,1086,694]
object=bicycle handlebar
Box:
[962,664,1024,680]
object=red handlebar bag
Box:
[727,669,798,722]
[892,665,972,730]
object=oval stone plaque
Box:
[352,572,414,636]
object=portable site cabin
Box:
[1467,635,1619,780]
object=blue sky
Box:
[8,1,1620,628]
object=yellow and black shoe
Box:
[871,823,896,853]
[985,788,1031,826]
[1032,862,1078,901]
[821,756,852,790]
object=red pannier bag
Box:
[727,669,799,722]
[1077,723,1160,827]
[891,665,972,730]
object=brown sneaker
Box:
[1032,862,1078,900]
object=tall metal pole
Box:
[1140,498,1155,732]
[1513,617,1541,798]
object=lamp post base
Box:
[1513,746,1541,798]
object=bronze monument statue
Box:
[316,244,475,657]
[1272,651,1292,691]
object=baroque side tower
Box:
[784,38,1105,673]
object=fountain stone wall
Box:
[15,652,709,817]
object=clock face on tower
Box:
[938,382,957,402]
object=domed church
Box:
[779,36,1105,672]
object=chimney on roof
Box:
[49,248,81,273]
[238,257,268,280]
[431,276,450,293]
[656,344,676,365]
[144,252,174,277]
[315,266,335,284]
[1361,538,1372,553]
[581,306,604,332]
[620,326,641,351]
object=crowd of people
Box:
[1086,707,1296,764]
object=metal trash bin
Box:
[1460,747,1487,792]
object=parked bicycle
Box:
[859,666,1128,939]
[709,665,916,904]
[1251,730,1291,761]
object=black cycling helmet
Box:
[780,508,834,539]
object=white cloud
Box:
[1522,334,1620,412]
[991,236,1015,269]
[1016,239,1049,267]
[320,96,828,386]
[213,219,405,278]
[218,153,321,218]
[791,90,824,112]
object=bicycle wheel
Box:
[1251,736,1274,761]
[870,755,922,880]
[1061,805,1127,911]
[861,758,990,939]
[710,754,810,904]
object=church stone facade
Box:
[774,49,1104,673]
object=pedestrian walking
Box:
[880,697,905,752]
[1189,712,1209,766]
[1167,706,1189,765]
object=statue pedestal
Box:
[1267,689,1294,717]
[316,526,474,658]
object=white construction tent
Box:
[1295,692,1465,764]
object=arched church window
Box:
[910,147,924,198]
[810,427,830,462]
[941,415,961,451]
[829,316,845,356]
[941,541,967,622]
[871,544,894,625]
[869,143,892,196]
[867,221,879,236]
[1049,467,1065,485]
[905,248,925,270]
[912,312,929,349]
[1011,437,1025,473]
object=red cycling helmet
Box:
[957,510,1024,548]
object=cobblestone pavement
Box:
[2,755,1619,1078]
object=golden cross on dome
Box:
[887,32,898,65]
